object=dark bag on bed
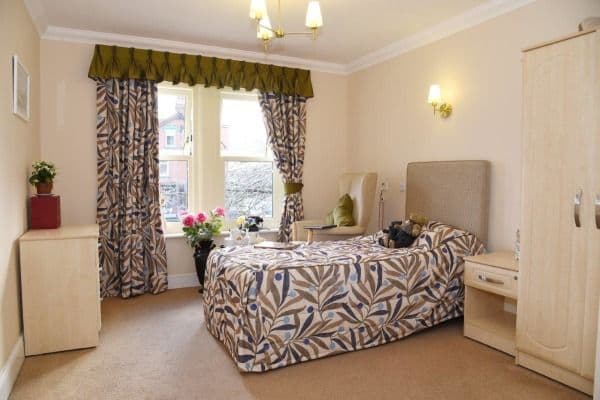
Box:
[380,221,416,248]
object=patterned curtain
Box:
[259,92,307,242]
[95,78,168,298]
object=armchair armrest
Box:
[291,219,325,241]
[311,225,367,241]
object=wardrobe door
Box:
[581,40,600,379]
[517,31,596,373]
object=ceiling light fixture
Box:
[249,0,324,50]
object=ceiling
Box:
[26,0,532,72]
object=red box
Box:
[30,195,61,229]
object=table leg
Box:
[307,229,314,244]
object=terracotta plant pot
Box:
[35,182,53,195]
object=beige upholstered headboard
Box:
[405,160,491,244]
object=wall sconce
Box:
[427,84,452,118]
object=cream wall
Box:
[39,39,348,276]
[0,0,40,373]
[40,41,96,227]
[348,0,600,251]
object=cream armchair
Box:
[292,172,378,242]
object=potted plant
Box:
[240,215,264,244]
[28,161,57,195]
[181,207,225,293]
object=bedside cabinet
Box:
[19,225,101,356]
[463,251,519,356]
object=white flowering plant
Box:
[28,161,57,185]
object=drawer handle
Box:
[595,194,600,230]
[574,188,583,228]
[478,274,504,285]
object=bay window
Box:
[158,85,282,234]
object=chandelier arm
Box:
[283,31,315,36]
[258,22,276,33]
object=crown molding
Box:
[42,26,348,75]
[32,0,535,76]
[346,0,536,73]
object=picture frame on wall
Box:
[12,55,30,121]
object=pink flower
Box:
[213,207,225,217]
[195,212,207,223]
[181,214,195,227]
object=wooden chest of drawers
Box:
[463,251,519,356]
[19,225,101,356]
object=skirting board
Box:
[516,351,593,395]
[168,273,199,289]
[0,335,24,400]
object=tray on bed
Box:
[254,241,300,250]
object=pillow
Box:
[411,222,469,250]
[327,194,355,227]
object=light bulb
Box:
[249,0,267,20]
[428,84,442,104]
[305,1,323,28]
[257,14,274,40]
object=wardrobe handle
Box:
[595,194,600,230]
[574,189,582,228]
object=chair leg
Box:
[306,230,314,244]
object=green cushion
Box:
[325,212,334,225]
[331,194,355,227]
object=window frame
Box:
[157,85,283,235]
[157,85,194,234]
[219,91,282,230]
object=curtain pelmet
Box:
[88,45,314,98]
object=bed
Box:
[204,160,491,372]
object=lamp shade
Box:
[305,1,323,28]
[428,84,442,104]
[249,0,267,20]
[257,14,274,40]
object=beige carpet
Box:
[10,288,589,400]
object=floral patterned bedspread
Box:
[203,222,485,372]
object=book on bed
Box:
[254,241,300,250]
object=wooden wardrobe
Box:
[517,28,600,395]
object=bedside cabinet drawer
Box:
[465,261,518,299]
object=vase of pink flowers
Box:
[181,207,225,293]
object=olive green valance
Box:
[88,44,314,98]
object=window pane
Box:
[158,93,189,156]
[159,161,169,177]
[159,160,189,222]
[220,97,267,157]
[225,161,273,219]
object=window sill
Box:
[164,228,279,240]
